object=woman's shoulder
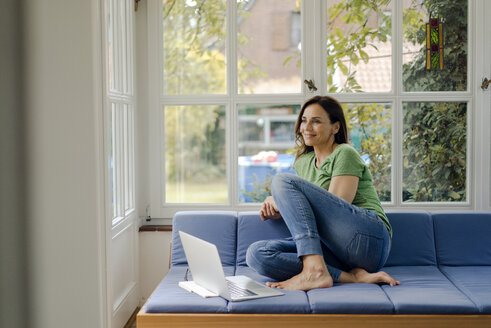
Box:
[334,143,364,162]
[297,151,315,160]
[294,151,315,169]
[335,143,359,156]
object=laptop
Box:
[178,231,284,302]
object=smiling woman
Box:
[246,95,396,292]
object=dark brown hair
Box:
[294,96,348,162]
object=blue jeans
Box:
[246,173,391,283]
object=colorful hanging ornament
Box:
[426,15,444,70]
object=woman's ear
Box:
[334,121,341,134]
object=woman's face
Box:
[300,103,340,147]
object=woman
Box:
[246,96,400,291]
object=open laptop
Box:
[179,231,284,302]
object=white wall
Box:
[24,0,106,327]
[136,0,150,223]
[139,231,172,303]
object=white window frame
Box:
[104,0,136,226]
[147,0,489,220]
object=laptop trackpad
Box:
[226,275,283,294]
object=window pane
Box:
[238,104,300,203]
[326,0,392,92]
[403,102,467,202]
[403,0,467,92]
[164,105,227,203]
[108,105,115,219]
[344,103,392,201]
[124,105,130,212]
[163,0,226,95]
[112,103,123,220]
[237,0,302,94]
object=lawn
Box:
[166,182,228,203]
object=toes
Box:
[380,272,400,286]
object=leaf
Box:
[338,61,349,75]
[359,49,369,63]
[448,191,461,200]
[282,56,293,66]
[329,85,339,93]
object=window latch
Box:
[481,77,490,90]
[304,79,317,92]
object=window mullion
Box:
[148,0,163,217]
[301,0,323,99]
[393,0,403,207]
[228,0,238,207]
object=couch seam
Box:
[234,211,238,276]
[438,266,482,313]
[379,283,396,314]
[429,212,439,266]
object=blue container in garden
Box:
[238,153,296,203]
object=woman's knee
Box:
[271,173,298,194]
[245,240,270,271]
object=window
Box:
[149,0,474,218]
[105,0,136,225]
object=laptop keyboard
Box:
[226,280,257,298]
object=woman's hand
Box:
[260,196,282,221]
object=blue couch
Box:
[138,211,491,327]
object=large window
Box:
[149,0,472,217]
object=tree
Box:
[402,0,467,201]
[163,0,258,186]
[324,0,392,200]
[162,0,468,203]
[324,0,467,202]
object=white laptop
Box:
[178,231,284,302]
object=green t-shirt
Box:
[294,143,392,237]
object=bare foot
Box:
[349,268,400,286]
[266,255,334,291]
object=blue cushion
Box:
[145,266,234,313]
[440,266,491,314]
[432,211,491,266]
[227,266,310,314]
[381,266,477,314]
[171,211,238,266]
[307,283,393,314]
[236,212,291,266]
[384,212,437,266]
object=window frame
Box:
[147,0,484,220]
[104,0,136,227]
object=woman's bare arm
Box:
[328,175,359,204]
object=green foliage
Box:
[165,106,226,183]
[346,104,392,201]
[163,0,261,185]
[322,0,393,201]
[402,0,467,202]
[163,0,227,94]
[323,0,468,202]
[402,102,467,202]
[240,172,274,203]
[326,0,391,92]
[162,0,468,203]
[402,0,467,92]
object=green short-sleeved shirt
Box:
[294,143,392,237]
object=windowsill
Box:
[139,225,172,232]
